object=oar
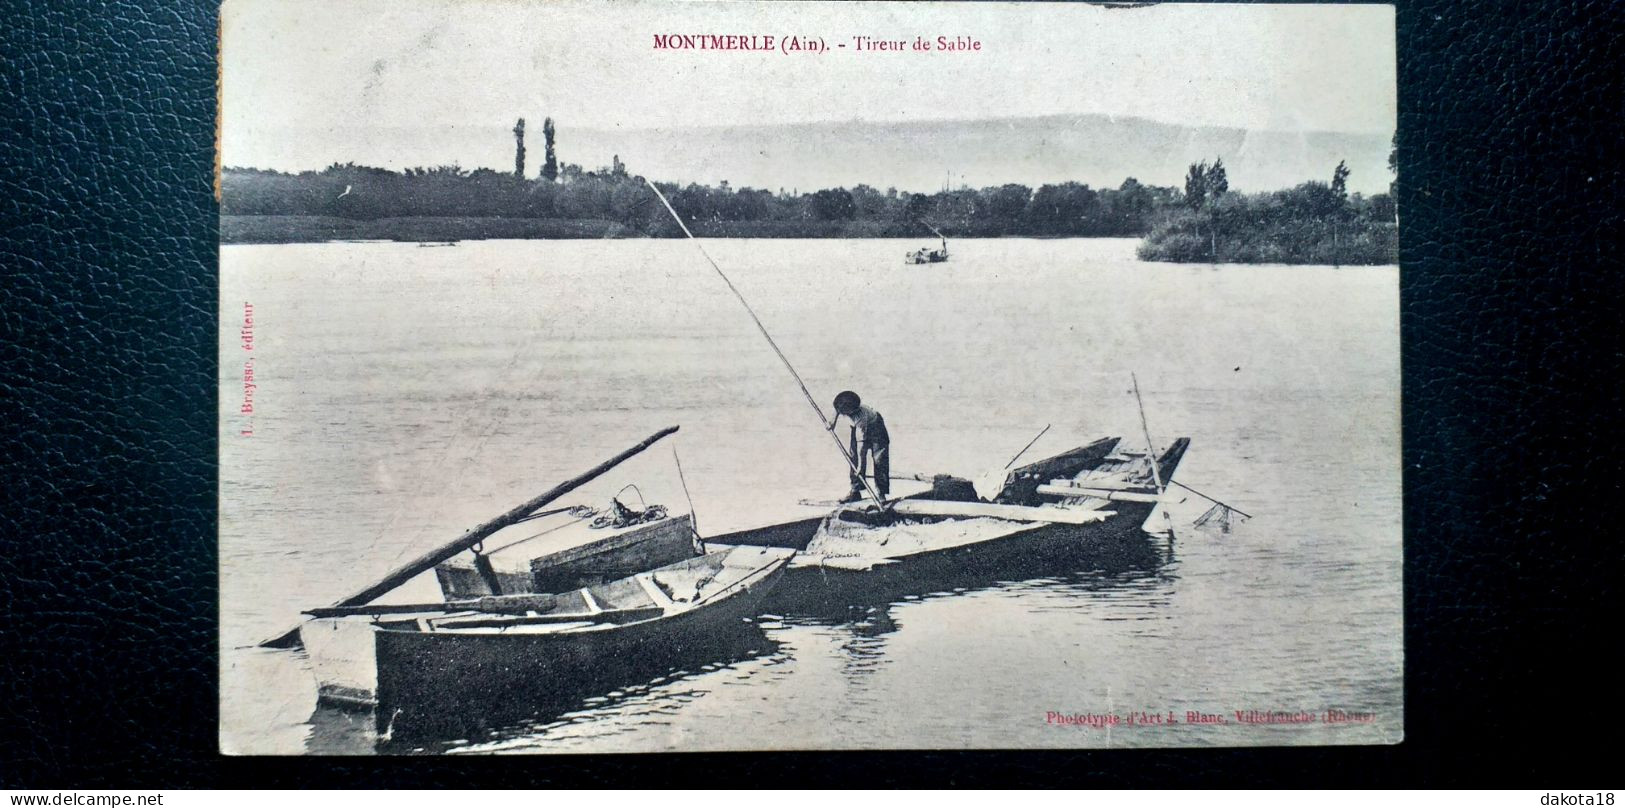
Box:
[1004,424,1052,469]
[1168,479,1253,519]
[260,425,681,649]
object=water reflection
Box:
[831,607,897,681]
[771,522,1175,621]
[777,532,1178,696]
[304,618,780,754]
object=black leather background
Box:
[2,0,1620,788]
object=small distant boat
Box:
[906,236,949,265]
[906,223,950,264]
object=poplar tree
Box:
[1184,161,1209,211]
[541,118,559,182]
[1206,157,1229,198]
[1331,160,1351,200]
[513,118,526,178]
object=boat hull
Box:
[768,438,1189,614]
[371,561,787,743]
[769,501,1166,614]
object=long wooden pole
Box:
[260,425,681,648]
[644,179,885,510]
[1131,374,1175,537]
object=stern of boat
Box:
[300,616,381,710]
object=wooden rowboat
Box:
[283,426,800,741]
[301,543,793,739]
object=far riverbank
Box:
[221,215,1001,245]
[221,215,1396,268]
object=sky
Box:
[221,0,1397,176]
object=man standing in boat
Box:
[829,390,890,503]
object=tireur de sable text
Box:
[653,34,982,53]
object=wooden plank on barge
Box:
[1049,478,1159,491]
[788,554,900,572]
[1035,483,1171,503]
[890,500,1114,525]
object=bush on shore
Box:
[1137,182,1397,265]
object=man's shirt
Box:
[841,404,890,447]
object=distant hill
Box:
[575,115,1393,196]
[231,114,1394,196]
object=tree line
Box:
[221,116,1397,264]
[220,159,1191,238]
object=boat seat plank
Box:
[634,573,676,610]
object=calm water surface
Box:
[219,238,1401,753]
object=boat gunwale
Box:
[370,547,794,637]
[793,437,1190,569]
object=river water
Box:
[219,237,1401,754]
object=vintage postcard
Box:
[219,0,1401,754]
